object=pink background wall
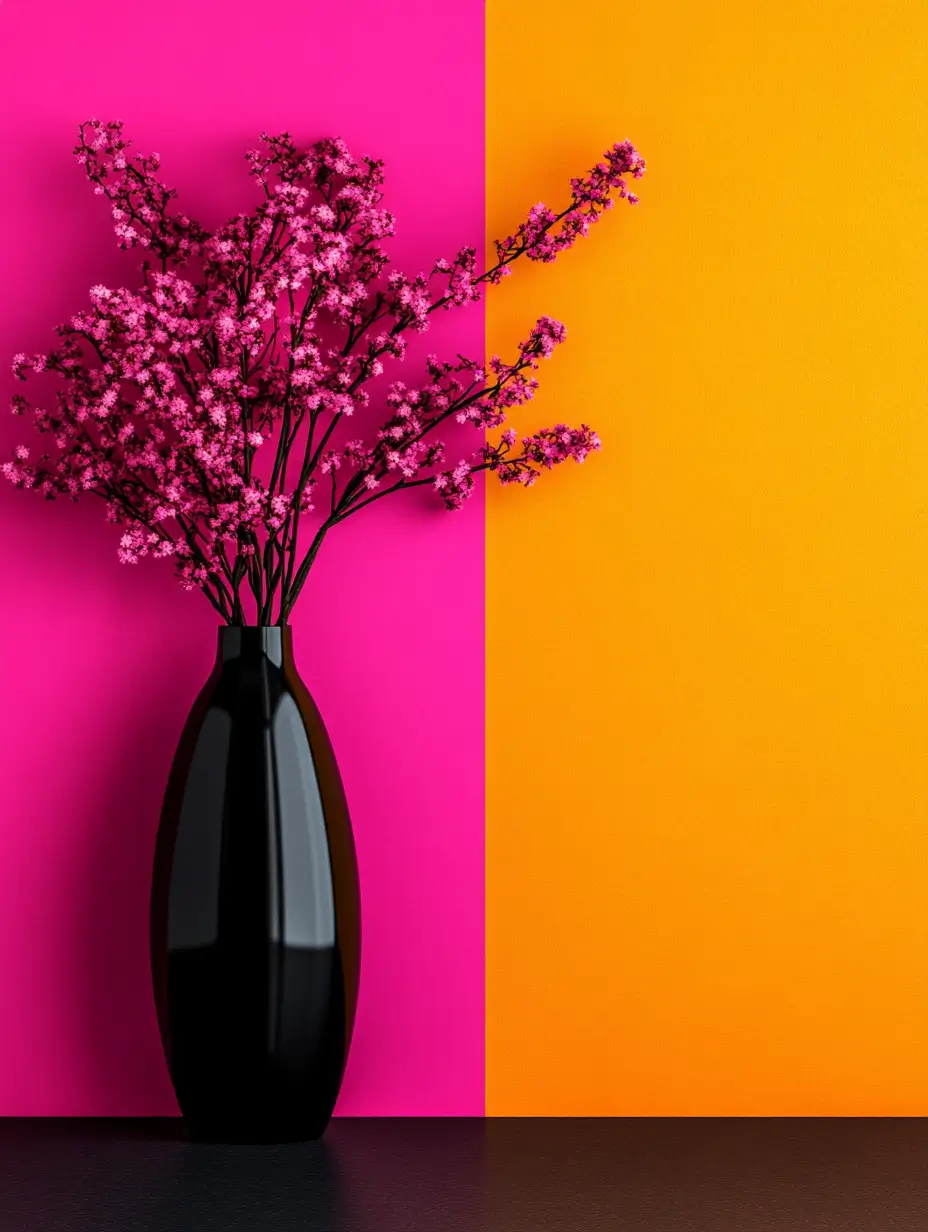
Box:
[0,0,484,1115]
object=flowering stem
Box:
[5,125,642,621]
[280,522,331,623]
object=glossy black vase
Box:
[151,626,361,1143]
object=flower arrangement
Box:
[5,122,645,625]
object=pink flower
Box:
[5,124,643,623]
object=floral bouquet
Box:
[3,121,646,1143]
[5,121,644,625]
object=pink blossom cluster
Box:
[491,140,645,271]
[5,121,644,623]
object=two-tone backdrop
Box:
[1,0,927,1116]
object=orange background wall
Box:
[486,0,928,1113]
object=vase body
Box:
[151,626,361,1143]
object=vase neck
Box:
[217,625,292,668]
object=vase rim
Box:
[219,623,291,629]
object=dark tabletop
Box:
[1,1117,926,1231]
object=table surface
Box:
[2,1117,927,1231]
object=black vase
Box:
[150,626,361,1143]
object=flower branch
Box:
[5,122,644,624]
